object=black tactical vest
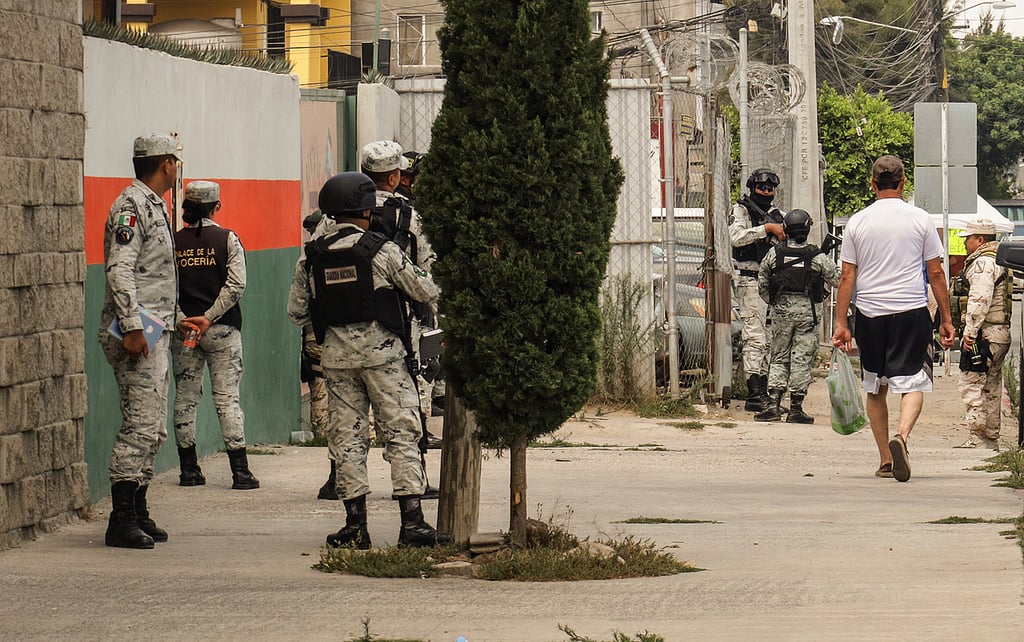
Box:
[732,197,782,264]
[370,196,418,264]
[174,223,242,330]
[769,243,825,304]
[305,229,406,344]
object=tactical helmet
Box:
[401,151,425,177]
[318,172,377,216]
[746,167,780,191]
[784,209,813,236]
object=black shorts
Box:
[854,307,933,393]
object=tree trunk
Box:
[436,390,481,544]
[509,431,528,548]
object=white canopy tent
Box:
[916,194,1015,234]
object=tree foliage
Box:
[947,26,1024,197]
[416,0,623,448]
[817,84,914,221]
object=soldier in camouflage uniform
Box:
[170,180,259,490]
[362,141,442,500]
[287,171,452,549]
[300,210,337,500]
[730,168,787,411]
[98,134,209,549]
[755,210,839,423]
[952,219,1012,450]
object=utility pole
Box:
[786,0,823,243]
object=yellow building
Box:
[83,1,353,88]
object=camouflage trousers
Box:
[766,316,819,394]
[959,339,1010,441]
[101,330,170,484]
[736,276,769,376]
[170,324,246,450]
[302,328,330,442]
[323,359,426,500]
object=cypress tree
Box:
[417,0,623,544]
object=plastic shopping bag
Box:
[826,348,868,435]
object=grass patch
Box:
[667,421,703,431]
[635,397,698,418]
[529,437,613,448]
[294,434,329,447]
[614,516,720,524]
[625,446,670,451]
[240,446,279,456]
[927,516,1018,525]
[315,523,700,581]
[969,447,1024,488]
[559,625,665,642]
[714,421,737,428]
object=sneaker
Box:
[980,436,1001,451]
[888,434,911,482]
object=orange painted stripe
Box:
[85,177,302,264]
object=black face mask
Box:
[750,191,774,211]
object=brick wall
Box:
[0,1,89,549]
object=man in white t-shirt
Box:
[831,155,955,482]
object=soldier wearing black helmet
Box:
[755,209,839,423]
[730,168,787,412]
[396,150,424,202]
[287,171,452,549]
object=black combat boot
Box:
[326,494,371,549]
[397,495,454,548]
[134,484,168,542]
[317,460,339,500]
[786,392,814,424]
[105,481,155,549]
[744,374,768,412]
[227,448,261,490]
[177,444,206,487]
[754,389,785,422]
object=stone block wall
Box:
[0,0,89,549]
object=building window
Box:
[397,14,426,66]
[590,10,603,34]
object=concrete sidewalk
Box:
[2,372,1023,641]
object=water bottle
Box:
[183,327,199,350]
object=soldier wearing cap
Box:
[952,218,1011,450]
[832,154,956,482]
[99,134,210,549]
[730,167,787,412]
[362,141,443,494]
[170,180,260,490]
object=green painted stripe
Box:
[84,247,302,501]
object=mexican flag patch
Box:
[116,213,136,227]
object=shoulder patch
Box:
[115,226,134,245]
[116,213,137,228]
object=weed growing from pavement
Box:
[625,446,671,451]
[595,274,654,404]
[714,421,737,428]
[314,527,698,581]
[529,437,614,448]
[969,446,1024,488]
[559,624,665,642]
[345,618,426,642]
[614,517,720,524]
[927,516,1018,525]
[294,434,328,447]
[635,397,698,418]
[1003,354,1020,418]
[238,446,279,456]
[668,420,703,430]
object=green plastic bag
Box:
[826,348,869,435]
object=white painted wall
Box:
[83,38,301,181]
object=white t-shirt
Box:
[840,197,943,318]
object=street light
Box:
[820,1,1015,44]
